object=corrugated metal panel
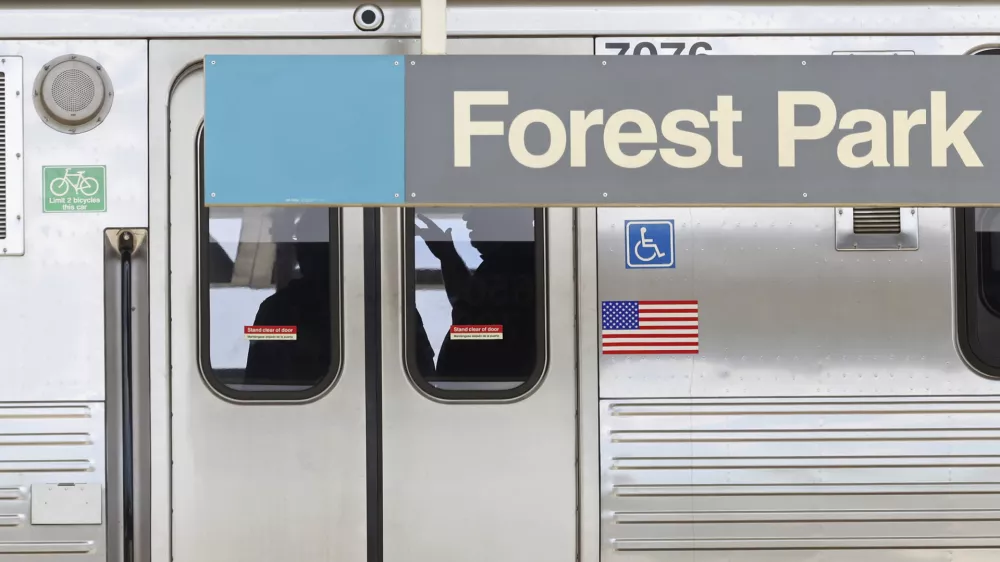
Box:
[601,398,1000,556]
[0,403,105,559]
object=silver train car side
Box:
[2,2,1000,562]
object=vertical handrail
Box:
[118,230,136,562]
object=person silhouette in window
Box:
[245,211,333,386]
[415,209,536,381]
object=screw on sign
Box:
[244,325,298,341]
[449,324,504,340]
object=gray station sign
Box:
[404,54,999,206]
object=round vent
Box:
[33,54,113,134]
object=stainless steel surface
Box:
[576,208,600,562]
[6,4,1000,38]
[160,39,408,562]
[835,207,919,251]
[0,402,107,560]
[600,397,1000,559]
[596,205,990,396]
[0,40,147,400]
[594,34,1000,561]
[147,38,416,562]
[379,36,586,562]
[146,43,173,562]
[6,7,1000,562]
[0,56,24,257]
[596,35,1000,54]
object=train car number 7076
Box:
[595,38,714,56]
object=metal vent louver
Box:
[852,207,901,235]
[0,57,22,257]
[0,70,5,241]
[835,207,918,251]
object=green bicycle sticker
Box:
[43,165,107,213]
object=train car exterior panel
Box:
[594,33,1000,561]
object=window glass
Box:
[957,207,1000,378]
[197,129,341,398]
[405,207,546,398]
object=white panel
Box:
[0,40,147,402]
[31,484,103,525]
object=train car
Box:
[2,2,1000,562]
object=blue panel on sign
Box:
[204,54,405,205]
[625,220,675,269]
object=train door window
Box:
[196,126,342,400]
[403,207,547,400]
[957,208,1000,378]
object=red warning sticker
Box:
[449,324,503,340]
[244,325,298,340]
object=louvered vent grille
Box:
[852,207,901,234]
[0,71,5,241]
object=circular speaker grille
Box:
[50,69,96,112]
[33,54,114,134]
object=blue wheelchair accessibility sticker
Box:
[625,220,676,269]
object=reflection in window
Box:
[957,208,1000,378]
[198,130,340,398]
[406,207,546,398]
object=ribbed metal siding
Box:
[601,398,1000,557]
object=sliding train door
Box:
[154,39,418,562]
[378,37,588,562]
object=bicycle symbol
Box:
[633,226,667,262]
[49,169,100,198]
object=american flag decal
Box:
[601,300,699,354]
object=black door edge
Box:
[363,208,383,562]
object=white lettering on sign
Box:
[777,91,982,168]
[453,90,983,170]
[244,325,298,341]
[449,324,504,340]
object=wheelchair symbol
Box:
[634,227,667,262]
[625,220,675,268]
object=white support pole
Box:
[421,0,447,54]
